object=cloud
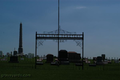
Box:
[75,6,86,9]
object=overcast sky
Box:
[0,0,120,58]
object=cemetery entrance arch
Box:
[35,29,84,69]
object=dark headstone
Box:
[46,54,53,63]
[76,53,81,62]
[9,56,19,63]
[58,50,68,61]
[97,56,102,62]
[13,51,17,56]
[68,52,76,62]
[96,56,103,65]
[93,57,97,61]
[101,54,105,61]
[68,52,81,63]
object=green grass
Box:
[0,57,120,80]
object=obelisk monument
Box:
[18,23,23,56]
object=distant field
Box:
[0,57,120,80]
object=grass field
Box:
[0,57,120,80]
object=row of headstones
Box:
[93,56,120,64]
[1,51,119,64]
[36,50,81,65]
[8,53,47,63]
[58,50,81,63]
[81,55,120,65]
[39,51,120,65]
[0,53,34,57]
[0,54,46,62]
[5,53,34,63]
[7,56,120,63]
[43,51,80,63]
[0,55,8,61]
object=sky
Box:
[0,0,120,58]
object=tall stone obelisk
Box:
[18,23,23,55]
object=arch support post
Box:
[35,32,37,69]
[82,32,84,70]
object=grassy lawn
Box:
[0,57,120,80]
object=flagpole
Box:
[58,0,60,58]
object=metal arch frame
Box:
[35,32,84,70]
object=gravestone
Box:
[68,52,75,62]
[46,54,53,63]
[13,50,17,56]
[58,50,68,61]
[76,53,81,61]
[68,52,81,63]
[96,56,103,65]
[9,56,19,63]
[93,57,97,61]
[97,56,102,62]
[101,54,105,61]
